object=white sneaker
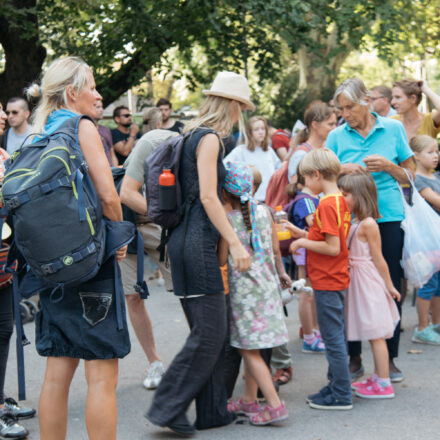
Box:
[157,277,165,287]
[143,361,165,390]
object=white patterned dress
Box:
[227,204,288,349]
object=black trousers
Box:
[348,221,404,360]
[0,285,13,404]
[147,293,232,430]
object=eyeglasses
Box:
[120,113,132,118]
[5,110,19,115]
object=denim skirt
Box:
[35,258,131,360]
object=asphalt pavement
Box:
[6,258,440,440]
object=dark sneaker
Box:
[306,384,332,403]
[4,399,36,419]
[0,413,28,439]
[308,393,352,410]
[350,365,365,382]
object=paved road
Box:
[6,260,440,440]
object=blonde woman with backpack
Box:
[25,57,129,440]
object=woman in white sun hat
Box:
[146,72,253,437]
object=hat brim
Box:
[202,90,255,111]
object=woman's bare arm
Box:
[197,133,251,272]
[78,119,126,261]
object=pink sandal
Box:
[249,401,288,426]
[227,398,262,416]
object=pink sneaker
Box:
[355,382,395,399]
[249,401,288,426]
[351,376,375,391]
[227,398,262,416]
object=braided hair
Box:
[225,191,254,249]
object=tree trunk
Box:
[0,0,46,106]
[296,25,352,101]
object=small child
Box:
[285,148,352,410]
[286,171,324,354]
[338,172,401,399]
[218,162,291,426]
[409,135,440,344]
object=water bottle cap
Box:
[275,205,282,211]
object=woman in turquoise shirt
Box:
[327,78,414,384]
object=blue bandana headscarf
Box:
[223,161,263,258]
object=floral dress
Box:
[227,204,288,349]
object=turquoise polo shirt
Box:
[326,113,413,223]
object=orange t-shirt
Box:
[306,193,351,291]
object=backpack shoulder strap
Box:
[51,115,95,146]
[296,142,312,153]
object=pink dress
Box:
[346,220,400,341]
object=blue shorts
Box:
[417,272,440,301]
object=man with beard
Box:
[156,98,184,134]
[94,101,118,166]
[111,105,141,165]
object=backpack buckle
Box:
[7,197,20,209]
[41,264,56,275]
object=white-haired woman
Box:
[326,77,413,384]
[146,72,252,436]
[26,57,129,440]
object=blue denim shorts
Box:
[36,258,131,360]
[417,272,440,301]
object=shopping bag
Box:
[400,177,440,288]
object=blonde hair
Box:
[26,56,92,134]
[245,116,269,152]
[338,173,380,220]
[409,134,438,154]
[249,165,262,193]
[184,95,246,146]
[298,148,341,181]
[142,107,162,134]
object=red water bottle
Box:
[159,168,177,211]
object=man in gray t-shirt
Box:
[3,97,32,154]
[119,128,177,390]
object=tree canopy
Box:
[1,0,439,122]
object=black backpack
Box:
[1,116,106,287]
[144,129,217,260]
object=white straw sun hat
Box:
[203,71,255,111]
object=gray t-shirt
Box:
[414,172,440,195]
[124,129,177,182]
[415,172,440,213]
[7,126,33,154]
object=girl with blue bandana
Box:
[218,161,292,426]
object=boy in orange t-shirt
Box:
[285,148,352,410]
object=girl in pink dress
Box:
[338,173,401,399]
